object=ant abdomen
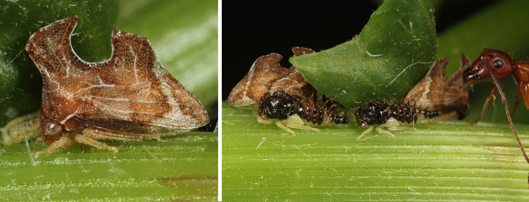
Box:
[355,99,440,128]
[258,91,349,125]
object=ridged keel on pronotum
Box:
[25,15,209,158]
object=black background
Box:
[222,0,498,100]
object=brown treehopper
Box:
[404,54,470,120]
[228,47,349,135]
[25,15,209,158]
[227,47,316,108]
[355,55,470,140]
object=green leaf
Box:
[290,0,436,110]
[222,102,529,201]
[0,0,118,127]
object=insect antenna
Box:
[483,59,529,163]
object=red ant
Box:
[463,48,529,163]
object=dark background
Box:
[222,0,499,100]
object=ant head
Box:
[463,49,514,84]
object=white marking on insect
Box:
[60,108,80,124]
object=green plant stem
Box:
[0,132,218,201]
[222,102,529,201]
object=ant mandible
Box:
[463,48,529,163]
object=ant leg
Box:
[468,87,498,124]
[513,93,522,117]
[357,126,374,140]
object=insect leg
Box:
[34,136,72,158]
[285,123,320,133]
[386,126,417,132]
[82,128,144,142]
[257,116,273,124]
[468,86,498,124]
[275,122,296,136]
[142,134,163,141]
[513,93,522,117]
[74,133,119,153]
[357,126,374,140]
[375,127,396,139]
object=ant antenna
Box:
[483,59,529,163]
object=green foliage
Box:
[290,0,436,110]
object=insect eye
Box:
[45,121,62,136]
[493,59,504,68]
